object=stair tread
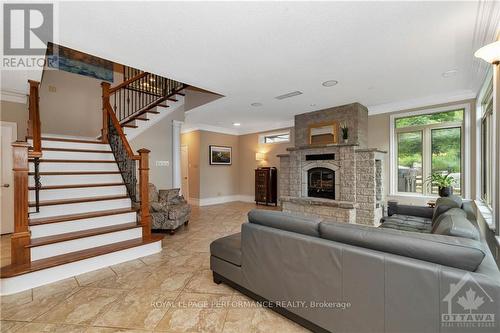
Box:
[38,147,112,153]
[0,235,163,278]
[123,124,138,128]
[29,171,121,176]
[29,194,129,207]
[29,159,116,163]
[28,136,106,144]
[27,222,140,248]
[134,117,149,121]
[146,110,160,114]
[167,97,178,102]
[29,182,125,191]
[29,207,139,226]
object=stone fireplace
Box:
[278,102,386,226]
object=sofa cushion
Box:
[248,209,321,237]
[431,197,462,224]
[210,233,242,266]
[159,188,180,203]
[431,208,466,227]
[319,222,486,271]
[148,183,159,203]
[432,214,480,240]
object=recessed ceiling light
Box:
[442,70,458,78]
[322,80,338,87]
[310,104,316,107]
[233,122,241,127]
[251,102,262,107]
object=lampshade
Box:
[474,41,500,64]
[255,152,266,161]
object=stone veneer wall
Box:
[355,150,386,226]
[294,103,368,147]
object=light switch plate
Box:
[156,161,169,167]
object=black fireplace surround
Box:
[307,167,335,200]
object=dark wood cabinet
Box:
[255,167,277,206]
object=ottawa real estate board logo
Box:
[441,272,496,330]
[2,2,54,69]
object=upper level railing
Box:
[109,67,185,125]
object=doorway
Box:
[181,145,189,200]
[1,122,17,235]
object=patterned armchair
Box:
[148,183,191,234]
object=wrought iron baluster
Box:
[33,157,41,213]
[107,116,137,202]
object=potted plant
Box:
[424,173,455,197]
[340,123,349,143]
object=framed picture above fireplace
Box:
[309,121,339,145]
[209,145,232,165]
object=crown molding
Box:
[1,89,27,104]
[367,89,476,115]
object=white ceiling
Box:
[3,1,499,134]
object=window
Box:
[260,131,290,144]
[481,81,493,207]
[394,109,464,196]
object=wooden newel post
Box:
[11,141,31,265]
[101,82,111,143]
[138,148,151,240]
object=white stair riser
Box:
[29,162,118,173]
[0,241,162,296]
[28,139,111,151]
[41,150,115,161]
[30,198,132,218]
[30,227,143,261]
[29,185,127,201]
[30,212,137,238]
[29,174,124,187]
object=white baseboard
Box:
[189,194,255,206]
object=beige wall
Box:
[367,99,476,204]
[0,100,28,140]
[39,69,122,138]
[130,107,185,189]
[239,128,294,197]
[181,130,240,200]
[199,131,240,199]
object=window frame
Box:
[259,130,291,144]
[480,81,494,208]
[390,104,470,198]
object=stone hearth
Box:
[278,103,386,226]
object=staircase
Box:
[0,69,186,295]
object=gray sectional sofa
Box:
[210,199,500,333]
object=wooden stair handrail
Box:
[104,98,139,160]
[28,80,42,158]
[109,72,148,94]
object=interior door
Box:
[181,145,189,199]
[0,122,16,234]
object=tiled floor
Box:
[0,202,309,332]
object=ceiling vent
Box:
[275,91,303,100]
